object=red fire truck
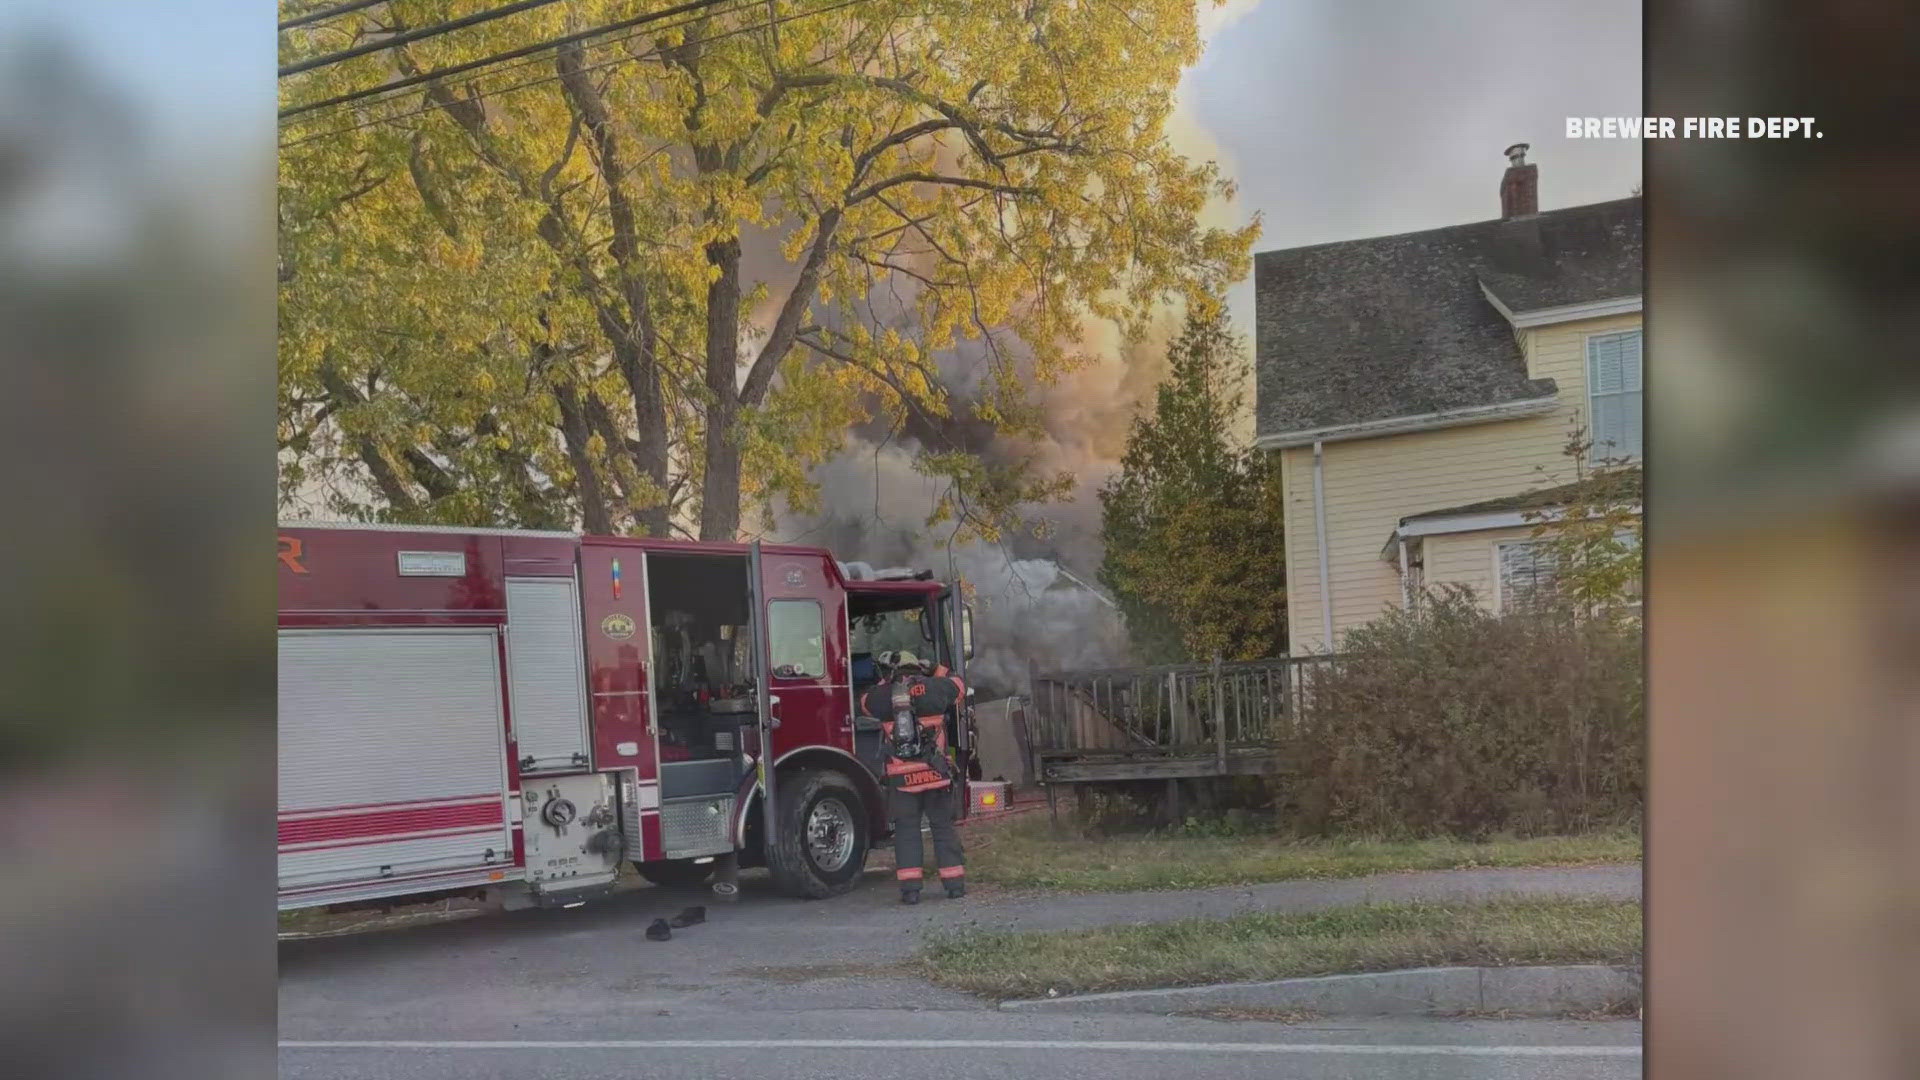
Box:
[277,521,975,911]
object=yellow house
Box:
[1254,147,1642,654]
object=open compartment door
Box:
[747,542,778,843]
[942,586,973,819]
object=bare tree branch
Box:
[847,172,1035,206]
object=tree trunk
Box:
[400,447,457,502]
[699,236,743,541]
[584,391,641,520]
[475,413,562,529]
[624,350,672,539]
[317,364,419,514]
[557,43,671,539]
[355,443,418,514]
[554,383,614,536]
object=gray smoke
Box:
[950,542,1130,694]
[768,440,1129,698]
[737,179,1200,697]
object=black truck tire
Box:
[633,858,716,888]
[765,769,869,899]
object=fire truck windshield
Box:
[850,608,935,696]
[852,609,927,655]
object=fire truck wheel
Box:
[633,859,716,888]
[766,769,869,899]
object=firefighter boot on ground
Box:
[900,886,921,905]
[944,877,966,900]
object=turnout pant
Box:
[889,785,964,888]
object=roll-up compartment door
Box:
[278,628,513,901]
[505,576,593,772]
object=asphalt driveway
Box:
[284,885,1644,1080]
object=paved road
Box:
[280,864,1641,1078]
[282,1018,1642,1080]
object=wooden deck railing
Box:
[1025,654,1342,760]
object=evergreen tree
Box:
[1098,307,1286,661]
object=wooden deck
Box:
[1019,654,1338,824]
[1034,746,1288,782]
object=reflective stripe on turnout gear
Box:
[896,866,924,881]
[889,785,963,888]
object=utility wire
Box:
[280,0,759,136]
[280,0,875,146]
[282,0,755,128]
[278,0,843,148]
[279,0,390,33]
[280,0,742,119]
[280,0,574,78]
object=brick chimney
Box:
[1500,142,1538,218]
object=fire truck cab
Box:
[276,522,974,911]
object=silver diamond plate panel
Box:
[658,794,735,859]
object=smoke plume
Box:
[753,297,1214,697]
[770,438,1132,698]
[743,21,1258,693]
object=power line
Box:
[279,0,755,130]
[282,0,748,128]
[280,0,741,119]
[279,0,874,148]
[280,0,574,78]
[279,0,391,33]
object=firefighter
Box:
[858,650,966,904]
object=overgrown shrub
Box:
[1285,586,1642,838]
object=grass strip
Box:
[963,817,1641,893]
[920,897,1641,1000]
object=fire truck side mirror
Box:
[961,604,975,661]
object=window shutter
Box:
[1620,331,1642,391]
[1591,336,1626,393]
[1620,387,1643,459]
[1588,331,1643,462]
[1592,394,1627,460]
[1498,541,1560,612]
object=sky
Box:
[7,0,1640,337]
[10,0,1640,551]
[782,0,1644,663]
[1179,0,1644,346]
[2,1,266,158]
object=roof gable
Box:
[1254,197,1642,442]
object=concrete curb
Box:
[996,964,1641,1017]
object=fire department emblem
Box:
[600,613,636,641]
[783,566,805,588]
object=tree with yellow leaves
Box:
[278,0,1256,539]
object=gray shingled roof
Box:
[1399,468,1643,524]
[1255,197,1642,440]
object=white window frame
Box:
[1491,538,1560,614]
[1492,529,1642,614]
[1585,329,1643,465]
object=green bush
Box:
[1286,587,1643,838]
